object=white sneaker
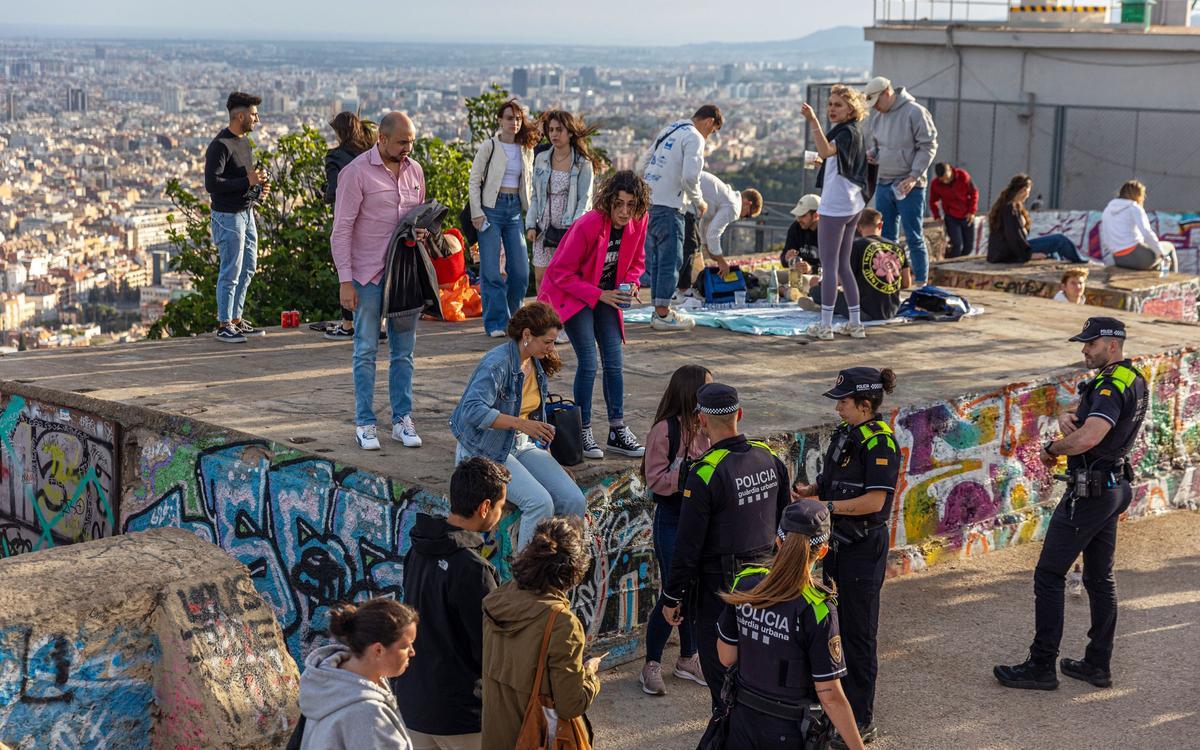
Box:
[670,289,693,306]
[805,323,834,341]
[650,309,696,331]
[581,427,604,460]
[833,322,867,339]
[392,415,422,448]
[487,329,507,338]
[555,329,569,345]
[355,424,381,451]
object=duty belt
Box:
[735,680,814,721]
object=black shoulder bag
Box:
[539,150,579,250]
[459,139,495,247]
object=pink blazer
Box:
[537,209,647,340]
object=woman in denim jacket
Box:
[526,110,598,293]
[449,301,587,551]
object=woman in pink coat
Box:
[538,170,649,461]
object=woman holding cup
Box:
[539,170,649,461]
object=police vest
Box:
[692,440,777,486]
[1078,362,1148,467]
[731,565,834,624]
[819,420,896,501]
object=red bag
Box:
[433,228,467,286]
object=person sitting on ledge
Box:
[1054,268,1088,305]
[1100,180,1178,273]
[986,174,1087,265]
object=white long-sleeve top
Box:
[639,119,704,210]
[697,171,741,257]
[1100,198,1167,265]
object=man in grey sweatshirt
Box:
[864,77,938,285]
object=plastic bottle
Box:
[767,268,779,304]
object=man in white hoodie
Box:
[640,104,723,330]
[1100,180,1177,272]
[696,171,763,276]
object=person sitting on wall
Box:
[986,174,1087,264]
[808,208,912,327]
[1099,180,1178,273]
[1054,268,1088,305]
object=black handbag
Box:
[544,394,584,466]
[696,666,739,750]
[459,140,495,247]
[541,224,568,249]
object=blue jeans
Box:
[478,193,530,334]
[563,303,624,427]
[212,208,258,322]
[876,183,928,282]
[456,437,587,551]
[352,280,417,426]
[645,205,685,307]
[943,216,975,258]
[645,501,697,663]
[1030,234,1087,263]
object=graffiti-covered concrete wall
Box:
[0,528,297,749]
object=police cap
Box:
[823,367,885,400]
[697,383,740,415]
[1068,316,1126,342]
[778,499,831,546]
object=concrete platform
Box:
[2,289,1197,668]
[931,257,1200,322]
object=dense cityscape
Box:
[0,33,868,351]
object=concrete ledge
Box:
[0,528,298,749]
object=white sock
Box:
[849,305,862,326]
[821,305,834,328]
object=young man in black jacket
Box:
[393,457,508,749]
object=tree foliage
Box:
[464,85,510,149]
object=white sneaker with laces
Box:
[392,415,422,447]
[555,329,569,345]
[833,322,867,339]
[581,426,604,460]
[805,323,834,341]
[355,424,381,451]
[650,309,696,331]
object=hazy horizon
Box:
[1,0,874,46]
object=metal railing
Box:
[873,0,1197,26]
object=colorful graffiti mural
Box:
[0,624,159,749]
[0,395,116,558]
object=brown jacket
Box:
[481,581,600,750]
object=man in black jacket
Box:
[393,457,508,749]
[205,91,269,343]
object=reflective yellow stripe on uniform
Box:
[1095,364,1137,394]
[801,584,831,624]
[731,565,771,592]
[747,440,778,458]
[693,448,731,485]
[857,420,896,453]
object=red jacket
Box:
[929,168,979,220]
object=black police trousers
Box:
[727,703,825,749]
[1031,481,1131,671]
[824,525,887,727]
[695,572,730,712]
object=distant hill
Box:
[675,26,872,68]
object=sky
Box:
[4,0,876,46]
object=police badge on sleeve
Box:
[829,635,843,663]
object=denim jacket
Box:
[525,148,594,233]
[449,341,548,462]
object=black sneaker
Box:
[215,324,246,344]
[1060,658,1112,688]
[994,657,1058,690]
[324,324,354,340]
[607,426,645,458]
[581,427,604,460]
[236,319,265,337]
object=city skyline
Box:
[3,0,874,46]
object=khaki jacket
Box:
[481,581,600,750]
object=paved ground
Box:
[588,511,1200,749]
[0,289,1191,493]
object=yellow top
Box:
[519,366,540,419]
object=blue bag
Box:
[896,285,971,321]
[696,266,748,305]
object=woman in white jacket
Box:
[1100,180,1177,272]
[297,599,418,750]
[469,99,539,337]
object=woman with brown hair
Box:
[986,173,1086,264]
[298,598,419,749]
[469,98,540,337]
[526,110,599,291]
[323,111,378,339]
[449,301,587,551]
[1099,179,1178,271]
[481,517,601,750]
[539,170,650,461]
[714,501,864,749]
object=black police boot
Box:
[830,721,878,749]
[993,656,1058,690]
[1060,658,1112,688]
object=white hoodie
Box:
[639,119,705,210]
[1100,198,1166,265]
[298,643,412,750]
[697,171,741,256]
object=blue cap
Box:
[1069,317,1125,342]
[697,383,740,415]
[778,499,831,546]
[823,367,885,399]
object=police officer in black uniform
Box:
[715,500,866,750]
[995,317,1148,691]
[658,383,792,711]
[793,367,900,746]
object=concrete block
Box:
[0,528,298,749]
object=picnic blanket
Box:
[624,303,982,337]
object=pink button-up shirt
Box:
[331,147,426,285]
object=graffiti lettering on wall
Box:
[0,395,116,559]
[0,624,159,749]
[122,438,440,663]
